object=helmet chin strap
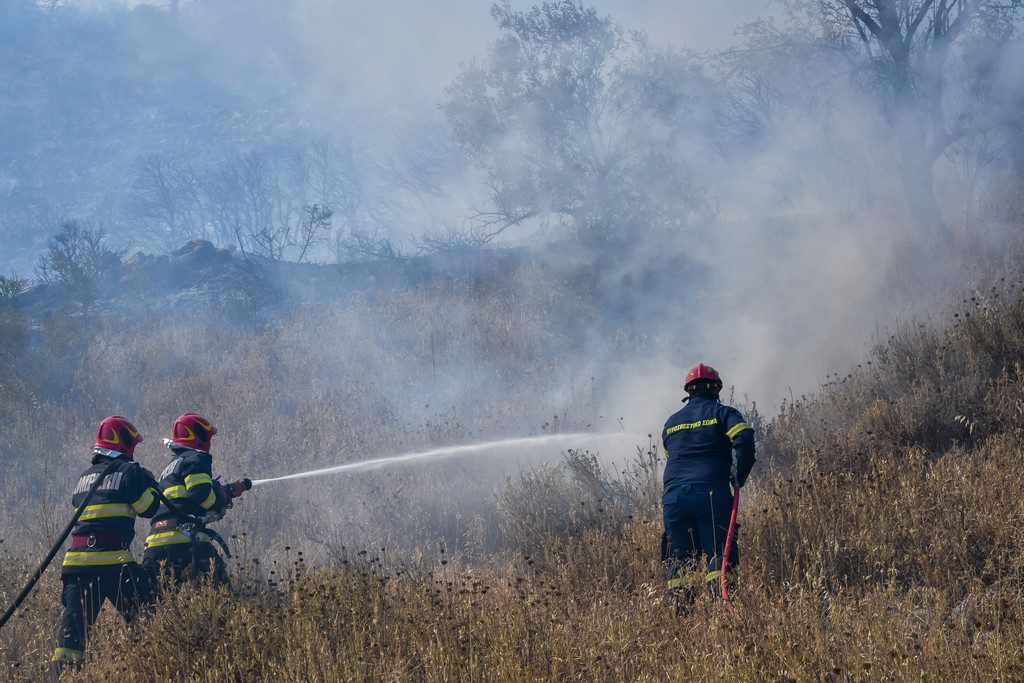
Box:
[92,446,125,459]
[683,383,722,403]
[163,437,210,454]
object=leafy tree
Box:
[732,0,1024,239]
[445,1,713,250]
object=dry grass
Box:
[7,427,1024,681]
[3,270,1024,679]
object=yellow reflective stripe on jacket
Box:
[145,530,192,548]
[200,488,217,510]
[164,485,188,499]
[185,473,213,489]
[62,550,135,566]
[705,569,722,583]
[131,488,156,513]
[52,647,83,662]
[726,422,751,441]
[666,577,683,589]
[78,503,134,521]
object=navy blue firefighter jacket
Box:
[661,395,756,492]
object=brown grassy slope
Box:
[28,427,1024,681]
[3,278,1024,680]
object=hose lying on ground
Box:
[0,458,121,632]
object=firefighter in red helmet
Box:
[52,417,161,674]
[142,413,234,584]
[661,364,756,602]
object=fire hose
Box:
[0,458,121,631]
[720,484,739,604]
[0,468,250,632]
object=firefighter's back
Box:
[662,395,743,492]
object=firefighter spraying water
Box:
[0,414,250,675]
[1,392,751,672]
[142,413,246,585]
[39,414,251,674]
[0,425,639,654]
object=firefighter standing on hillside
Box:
[661,364,756,599]
[142,413,235,584]
[52,416,161,674]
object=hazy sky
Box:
[290,0,773,105]
[105,0,772,108]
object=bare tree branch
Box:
[843,0,883,35]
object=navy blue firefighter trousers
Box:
[661,482,738,590]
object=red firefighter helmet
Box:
[95,416,144,458]
[684,364,723,391]
[172,413,217,452]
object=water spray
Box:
[251,432,636,486]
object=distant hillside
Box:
[13,240,530,321]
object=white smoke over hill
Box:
[3,0,1024,417]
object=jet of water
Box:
[251,432,638,486]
